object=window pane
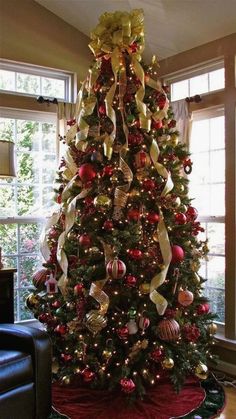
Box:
[15,288,34,321]
[190,152,209,184]
[17,152,39,183]
[0,185,15,216]
[0,70,15,91]
[210,116,224,150]
[19,223,43,254]
[210,150,225,183]
[190,119,210,152]
[42,154,57,183]
[42,123,56,152]
[204,287,224,323]
[16,72,40,95]
[206,223,225,255]
[19,255,41,288]
[210,184,225,216]
[171,79,189,101]
[0,224,17,254]
[190,74,208,96]
[209,68,224,91]
[42,77,65,99]
[189,184,210,215]
[17,185,40,215]
[0,117,15,141]
[17,120,40,151]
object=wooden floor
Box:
[217,386,236,418]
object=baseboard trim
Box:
[213,360,236,377]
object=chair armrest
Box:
[0,324,52,419]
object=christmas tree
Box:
[28,9,217,398]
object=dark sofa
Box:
[0,324,52,419]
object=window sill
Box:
[215,333,236,351]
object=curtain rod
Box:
[36,94,202,106]
[37,96,58,105]
[185,94,202,103]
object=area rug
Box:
[50,373,225,419]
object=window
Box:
[189,109,225,323]
[168,61,225,101]
[0,60,75,101]
[0,109,57,321]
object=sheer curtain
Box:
[171,99,192,149]
[57,102,79,159]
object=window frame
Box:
[0,58,76,102]
[0,105,57,323]
[163,58,236,341]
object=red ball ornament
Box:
[102,165,113,177]
[74,283,84,296]
[32,268,49,290]
[120,378,136,393]
[178,290,194,307]
[128,248,143,260]
[106,257,126,279]
[128,132,143,147]
[171,245,185,264]
[150,347,164,362]
[54,324,68,336]
[38,313,51,324]
[143,179,156,191]
[98,104,106,115]
[124,274,137,287]
[134,151,151,169]
[164,308,177,319]
[51,300,61,309]
[61,353,73,362]
[127,208,141,222]
[152,119,163,130]
[174,213,187,225]
[146,212,159,224]
[196,304,207,315]
[156,93,167,110]
[84,196,94,206]
[78,163,96,183]
[117,326,129,340]
[103,220,114,231]
[186,206,198,221]
[157,318,180,341]
[82,368,95,382]
[79,234,91,247]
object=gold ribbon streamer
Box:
[89,282,109,315]
[149,210,172,315]
[149,139,174,314]
[131,55,151,130]
[57,188,91,293]
[103,47,120,159]
[150,139,173,196]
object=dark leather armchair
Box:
[0,324,52,419]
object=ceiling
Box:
[35,0,236,60]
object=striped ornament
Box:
[32,268,49,290]
[157,318,180,342]
[106,257,126,279]
[134,151,151,169]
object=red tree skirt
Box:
[52,376,205,419]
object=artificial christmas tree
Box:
[28,9,217,400]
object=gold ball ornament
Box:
[26,293,40,309]
[195,363,208,380]
[94,195,112,209]
[61,375,71,385]
[85,310,107,335]
[170,134,179,147]
[162,357,174,369]
[191,260,201,272]
[52,359,60,374]
[74,349,83,359]
[208,323,217,335]
[102,349,112,359]
[175,183,185,193]
[139,283,150,294]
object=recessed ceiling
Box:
[35,0,236,60]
